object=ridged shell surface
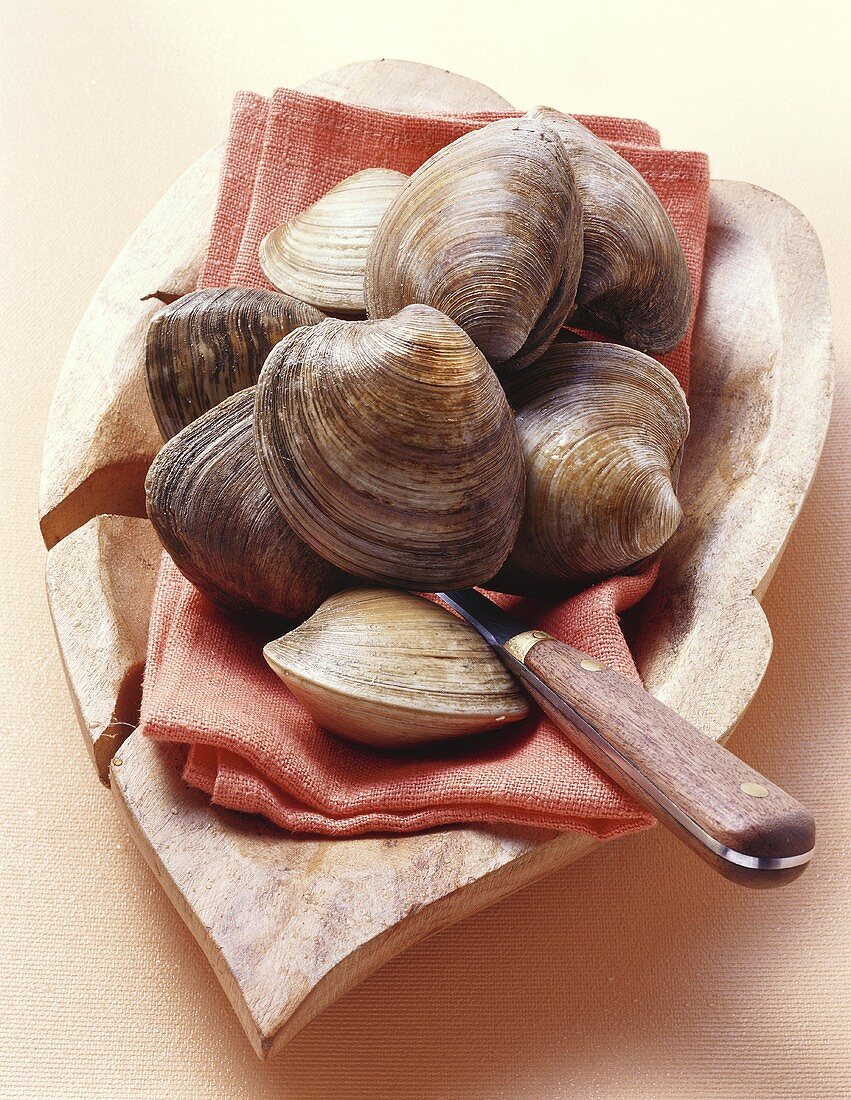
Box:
[254,305,525,590]
[264,588,530,748]
[529,108,692,354]
[493,341,690,592]
[259,169,408,317]
[364,117,583,370]
[145,388,349,619]
[145,287,324,439]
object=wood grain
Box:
[521,636,815,878]
[38,145,222,550]
[630,182,835,738]
[45,516,161,781]
[299,59,513,113]
[110,734,594,1059]
[107,172,834,1057]
[39,61,834,1058]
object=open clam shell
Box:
[145,387,349,619]
[145,287,324,440]
[264,588,530,748]
[254,305,525,590]
[491,341,690,593]
[528,107,693,354]
[364,116,583,371]
[259,169,408,317]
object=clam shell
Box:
[364,117,583,370]
[145,387,349,619]
[254,304,525,590]
[145,287,324,440]
[492,341,690,592]
[259,169,408,317]
[528,108,692,354]
[264,588,530,748]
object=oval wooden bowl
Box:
[40,61,834,1060]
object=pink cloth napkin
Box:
[140,89,710,839]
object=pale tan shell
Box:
[254,304,525,590]
[528,107,693,354]
[364,116,583,370]
[145,287,324,440]
[264,588,530,748]
[145,388,350,619]
[491,341,690,593]
[259,169,408,318]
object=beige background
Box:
[2,1,849,1096]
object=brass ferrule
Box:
[502,629,553,664]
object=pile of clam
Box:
[145,109,690,749]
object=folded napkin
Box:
[140,89,710,839]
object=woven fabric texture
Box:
[6,7,849,1096]
[140,89,710,837]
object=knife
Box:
[438,588,814,887]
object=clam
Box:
[259,169,408,317]
[491,341,689,593]
[528,107,692,354]
[264,588,530,748]
[145,387,349,619]
[145,287,324,440]
[364,116,583,371]
[254,304,525,590]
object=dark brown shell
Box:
[490,341,689,594]
[145,387,349,620]
[145,287,324,440]
[364,117,583,371]
[528,108,692,354]
[254,305,525,590]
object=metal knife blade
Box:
[437,588,815,886]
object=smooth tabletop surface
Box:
[2,2,849,1097]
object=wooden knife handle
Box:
[505,633,815,887]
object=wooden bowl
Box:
[40,61,834,1059]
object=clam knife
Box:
[438,588,814,887]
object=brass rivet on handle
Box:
[740,782,769,797]
[580,658,606,672]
